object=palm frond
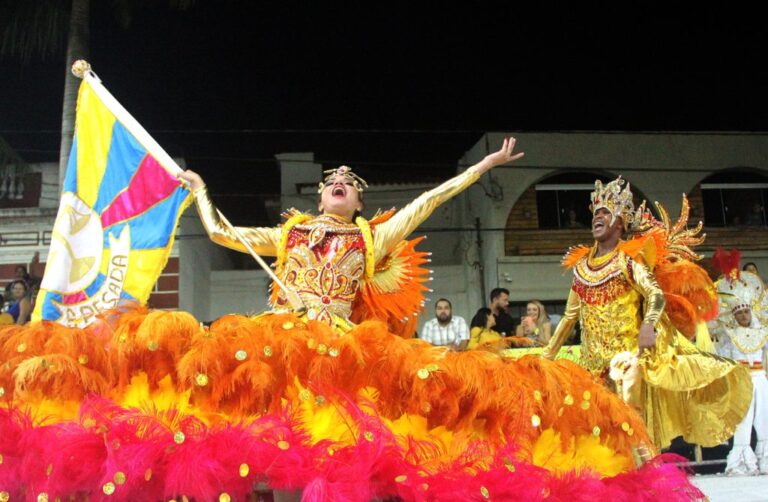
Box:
[111,0,196,29]
[0,0,70,62]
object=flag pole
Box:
[215,210,306,313]
[70,60,306,313]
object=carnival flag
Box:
[33,64,192,327]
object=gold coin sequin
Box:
[503,457,516,472]
[621,422,630,432]
[558,407,564,417]
[316,343,328,355]
[103,482,115,495]
[239,463,249,477]
[263,346,273,357]
[235,350,247,361]
[307,338,316,349]
[426,363,439,372]
[114,472,126,485]
[174,431,186,444]
[315,395,326,406]
[0,491,9,502]
[299,389,311,401]
[78,354,89,365]
[0,453,3,464]
[395,475,407,483]
[195,373,209,386]
[564,394,574,405]
[480,486,490,499]
[219,494,231,502]
[16,343,26,353]
[582,390,591,401]
[627,428,634,437]
[282,321,294,330]
[147,341,158,351]
[533,390,542,401]
[144,468,153,481]
[277,440,290,450]
[37,494,48,502]
[417,368,430,379]
[581,401,590,410]
[46,464,53,476]
[118,334,127,343]
[0,387,4,397]
[364,431,374,442]
[531,414,541,427]
[592,426,601,437]
[421,402,432,413]
[328,347,339,357]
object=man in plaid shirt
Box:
[420,298,469,349]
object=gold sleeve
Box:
[630,259,666,326]
[543,288,580,359]
[372,167,481,258]
[193,186,281,256]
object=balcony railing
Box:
[505,227,768,256]
[0,172,42,209]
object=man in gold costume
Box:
[544,177,752,449]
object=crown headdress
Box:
[590,177,636,230]
[317,165,369,195]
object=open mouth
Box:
[592,221,605,231]
[332,186,346,197]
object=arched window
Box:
[505,172,651,256]
[534,173,613,229]
[696,170,768,227]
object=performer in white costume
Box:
[710,264,768,476]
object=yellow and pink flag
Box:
[33,70,192,326]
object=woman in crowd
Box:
[468,307,503,350]
[516,299,552,345]
[6,279,31,324]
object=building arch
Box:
[504,170,653,255]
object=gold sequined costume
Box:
[545,178,751,449]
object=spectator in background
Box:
[5,264,30,297]
[489,287,515,337]
[516,300,552,346]
[420,298,469,350]
[565,208,586,229]
[746,202,765,227]
[7,280,31,325]
[743,262,765,288]
[468,308,503,350]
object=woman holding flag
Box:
[0,65,708,501]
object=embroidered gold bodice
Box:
[192,166,481,325]
[275,215,366,323]
[545,246,666,373]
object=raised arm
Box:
[179,170,281,256]
[543,289,580,359]
[373,138,524,257]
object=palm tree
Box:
[0,0,194,194]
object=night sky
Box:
[1,4,766,222]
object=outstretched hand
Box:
[474,137,525,176]
[177,169,205,191]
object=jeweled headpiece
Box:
[317,165,369,195]
[590,177,636,230]
[732,302,751,314]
